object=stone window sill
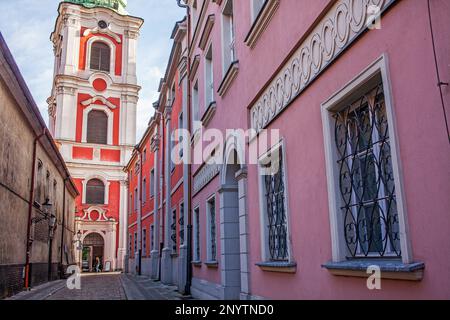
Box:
[205,261,219,268]
[192,261,202,267]
[201,101,216,127]
[322,260,425,281]
[256,261,297,274]
[218,61,239,97]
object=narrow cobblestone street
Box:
[9,273,192,301]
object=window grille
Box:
[333,82,401,258]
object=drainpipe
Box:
[137,148,143,276]
[24,129,46,289]
[158,112,165,281]
[59,177,69,278]
[176,0,193,296]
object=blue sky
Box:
[0,0,185,140]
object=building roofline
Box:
[0,32,79,197]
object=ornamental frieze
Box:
[250,0,394,133]
[193,163,220,195]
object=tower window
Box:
[87,110,108,145]
[86,179,105,205]
[90,42,111,72]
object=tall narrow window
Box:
[45,171,50,202]
[222,0,236,72]
[129,234,133,255]
[171,209,177,253]
[207,197,217,262]
[178,112,184,159]
[333,81,400,258]
[150,169,155,197]
[259,144,289,262]
[142,228,147,256]
[86,179,105,205]
[150,224,155,252]
[252,0,266,22]
[129,193,133,215]
[191,0,198,34]
[192,81,199,129]
[194,207,201,261]
[179,203,185,246]
[134,232,137,254]
[90,41,110,72]
[134,188,138,211]
[35,160,43,204]
[142,178,147,203]
[87,110,108,145]
[205,45,214,106]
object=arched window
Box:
[87,110,108,145]
[86,179,105,204]
[90,42,111,72]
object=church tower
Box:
[48,0,143,271]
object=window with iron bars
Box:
[171,209,177,253]
[208,197,217,261]
[179,203,185,246]
[194,207,201,261]
[263,148,288,262]
[333,82,401,258]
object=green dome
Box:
[64,0,128,14]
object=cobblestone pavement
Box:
[8,272,194,300]
[46,272,126,300]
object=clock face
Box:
[98,20,108,29]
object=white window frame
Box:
[193,206,201,262]
[221,0,236,74]
[257,139,293,263]
[81,174,110,205]
[192,80,200,130]
[321,54,412,264]
[204,44,215,106]
[82,104,114,145]
[85,36,116,74]
[206,195,217,262]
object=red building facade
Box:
[49,1,143,271]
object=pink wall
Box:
[190,0,450,299]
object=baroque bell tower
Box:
[48,0,143,271]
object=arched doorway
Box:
[82,233,105,273]
[220,149,243,300]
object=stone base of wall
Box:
[141,257,152,276]
[191,277,224,300]
[29,263,60,287]
[0,264,25,299]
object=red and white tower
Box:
[48,0,143,271]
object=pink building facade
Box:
[185,0,450,300]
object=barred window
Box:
[194,207,201,261]
[179,203,185,246]
[171,209,177,253]
[333,82,401,258]
[86,179,105,205]
[262,147,288,262]
[142,229,147,256]
[90,41,110,72]
[87,110,108,145]
[150,169,155,197]
[207,197,217,262]
[150,224,155,251]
